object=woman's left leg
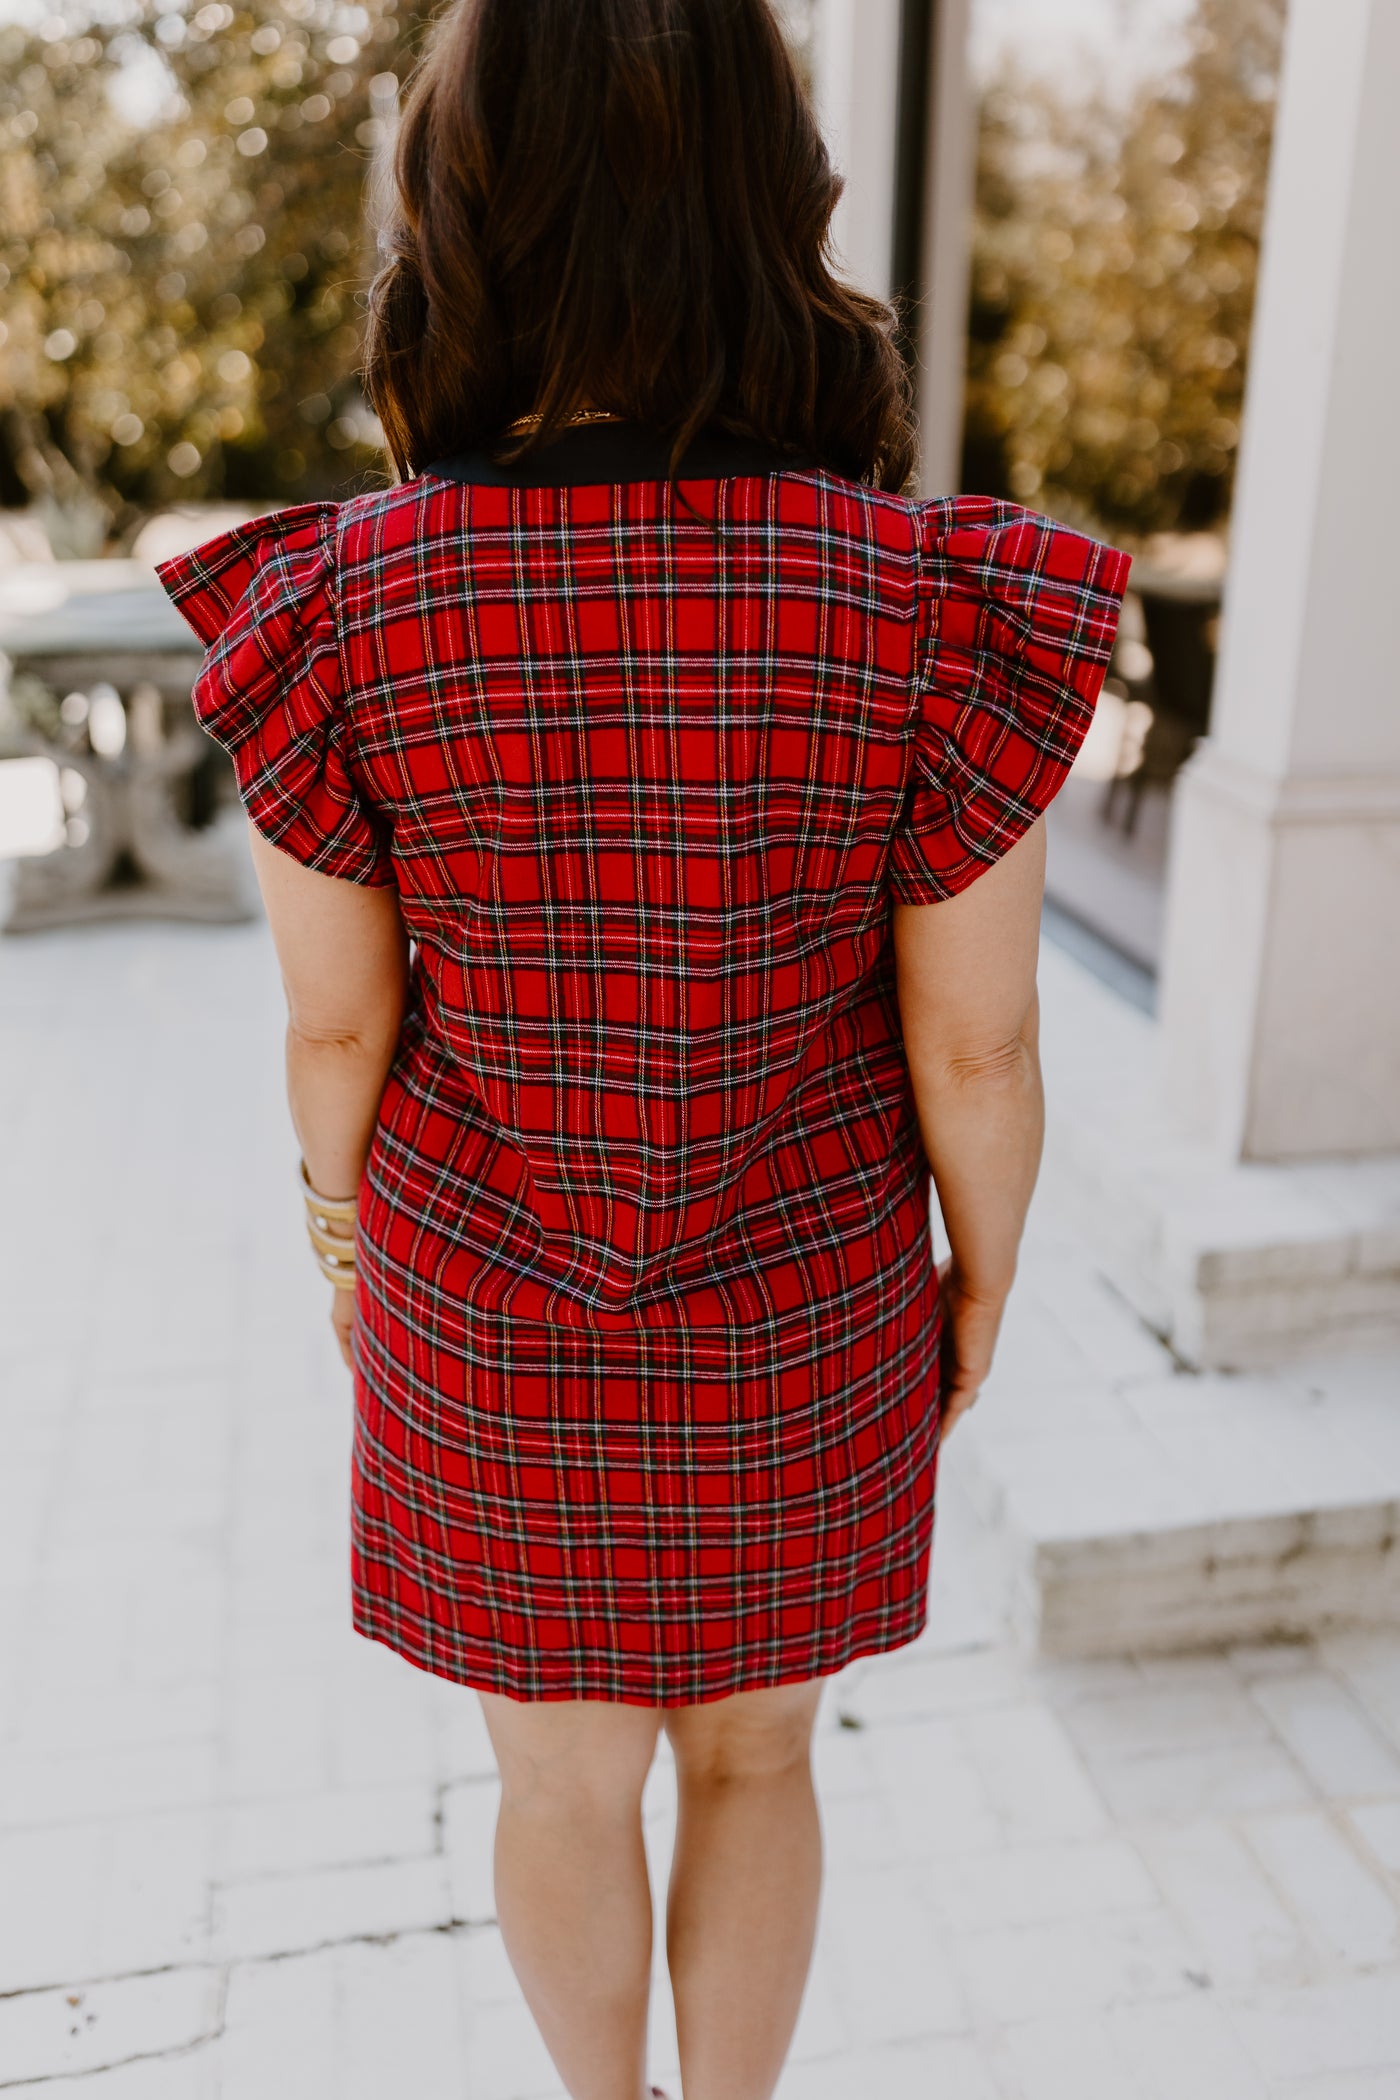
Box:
[478,1690,663,2100]
[662,1678,826,2100]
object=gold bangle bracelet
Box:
[312,1234,356,1270]
[317,1259,358,1292]
[298,1158,358,1224]
[306,1217,358,1263]
[312,1226,356,1260]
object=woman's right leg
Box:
[478,1690,663,2100]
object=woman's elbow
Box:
[907,988,1041,1094]
[285,1009,401,1060]
[924,1029,1040,1098]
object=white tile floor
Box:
[3,916,1400,2097]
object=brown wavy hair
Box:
[363,0,915,490]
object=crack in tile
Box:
[0,1914,500,2012]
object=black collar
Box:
[423,418,818,489]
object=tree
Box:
[0,0,437,540]
[962,0,1287,537]
[0,0,824,543]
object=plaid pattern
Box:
[158,451,1128,1705]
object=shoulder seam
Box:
[904,494,936,741]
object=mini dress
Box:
[158,421,1129,1705]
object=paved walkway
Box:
[3,918,1400,2098]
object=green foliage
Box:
[2,0,821,542]
[4,0,1284,543]
[0,1,439,536]
[963,0,1286,537]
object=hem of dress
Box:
[348,1597,933,1708]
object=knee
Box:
[484,1700,660,1827]
[667,1684,821,1790]
[498,1748,650,1829]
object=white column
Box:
[1157,0,1400,1161]
[810,0,903,303]
[915,0,974,497]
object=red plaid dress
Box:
[158,422,1129,1705]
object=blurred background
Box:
[4,3,1400,2096]
[0,0,1270,531]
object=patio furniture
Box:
[0,561,254,934]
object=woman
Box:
[158,2,1129,2094]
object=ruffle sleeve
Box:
[888,496,1131,905]
[155,502,394,886]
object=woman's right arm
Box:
[892,815,1051,1438]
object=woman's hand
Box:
[330,1282,356,1370]
[934,1255,1005,1440]
[318,1215,357,1370]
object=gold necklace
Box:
[501,408,626,439]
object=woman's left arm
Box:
[249,822,410,1366]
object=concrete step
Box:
[1035,940,1400,1373]
[953,1342,1400,1658]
